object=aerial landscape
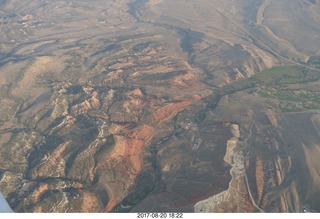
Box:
[0,0,320,213]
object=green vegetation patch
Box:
[205,64,320,112]
[258,89,320,112]
[253,66,305,84]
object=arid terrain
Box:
[0,0,320,213]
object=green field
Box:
[206,64,320,112]
[253,66,306,84]
[258,89,320,112]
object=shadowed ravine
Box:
[0,0,320,213]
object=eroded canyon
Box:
[0,0,320,213]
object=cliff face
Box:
[195,123,254,213]
[194,86,320,213]
[0,13,210,210]
[1,0,320,213]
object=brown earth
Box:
[0,0,320,213]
